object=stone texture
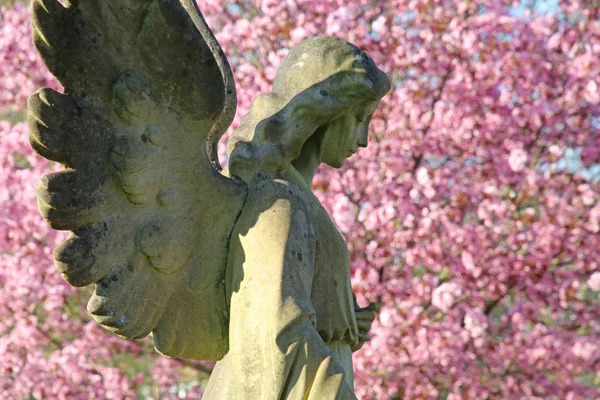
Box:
[29,1,389,398]
[30,0,245,361]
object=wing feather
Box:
[29,0,247,360]
[54,222,124,287]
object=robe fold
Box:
[203,179,359,400]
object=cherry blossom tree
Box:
[1,0,599,399]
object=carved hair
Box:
[227,37,390,181]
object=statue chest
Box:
[310,203,350,272]
[305,196,357,343]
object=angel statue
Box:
[28,0,390,398]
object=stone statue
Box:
[28,0,390,398]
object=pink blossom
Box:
[3,0,600,398]
[588,272,600,291]
[508,148,528,172]
[572,340,598,362]
[584,80,599,104]
[432,282,462,312]
[461,251,481,277]
[331,194,356,234]
[415,167,430,185]
[464,308,488,339]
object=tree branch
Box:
[411,71,451,174]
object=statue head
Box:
[227,36,390,181]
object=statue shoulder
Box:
[226,175,317,303]
[229,175,315,267]
[237,175,313,225]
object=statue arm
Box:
[223,178,356,400]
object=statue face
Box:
[319,101,379,168]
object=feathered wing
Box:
[28,0,247,360]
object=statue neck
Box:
[285,164,315,193]
[288,130,322,191]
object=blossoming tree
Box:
[1,0,598,399]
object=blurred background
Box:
[1,0,599,398]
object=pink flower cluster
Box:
[0,4,59,110]
[1,0,599,399]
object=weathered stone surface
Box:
[30,0,245,361]
[210,37,389,399]
[29,1,389,398]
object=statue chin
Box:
[322,156,346,169]
[330,159,346,169]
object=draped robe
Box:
[203,177,360,400]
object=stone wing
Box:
[28,0,246,360]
